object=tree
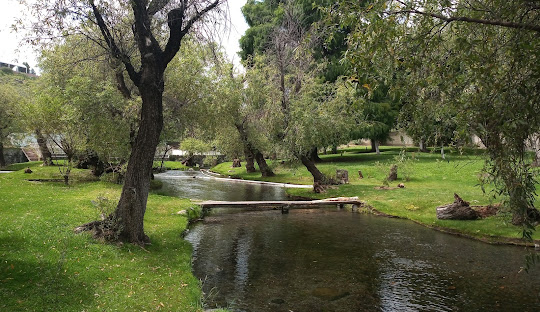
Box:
[0,73,27,167]
[26,0,226,244]
[331,0,540,233]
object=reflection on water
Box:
[185,209,540,312]
[154,170,288,201]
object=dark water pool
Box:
[157,170,540,311]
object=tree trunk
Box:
[35,129,52,166]
[371,140,380,155]
[331,145,338,154]
[0,141,6,168]
[419,139,428,152]
[235,122,259,174]
[254,151,275,177]
[441,145,445,160]
[300,154,325,183]
[113,80,163,244]
[310,147,322,162]
[244,148,256,173]
[533,135,540,167]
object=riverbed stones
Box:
[436,193,479,220]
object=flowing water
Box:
[157,171,540,312]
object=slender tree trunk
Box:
[35,129,52,166]
[310,147,322,162]
[300,154,325,183]
[441,145,445,160]
[331,145,338,154]
[254,151,275,177]
[419,139,428,152]
[372,140,380,155]
[533,134,540,167]
[113,79,163,244]
[0,141,6,168]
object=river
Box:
[156,170,540,312]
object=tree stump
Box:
[358,170,363,179]
[336,169,349,184]
[313,181,327,193]
[232,158,241,168]
[436,193,479,220]
[387,165,398,181]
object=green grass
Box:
[0,164,205,311]
[212,146,540,243]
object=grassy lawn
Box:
[212,146,540,243]
[0,162,204,311]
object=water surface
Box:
[157,170,540,311]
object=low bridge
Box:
[198,197,364,214]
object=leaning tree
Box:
[23,0,226,244]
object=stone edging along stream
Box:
[200,169,312,189]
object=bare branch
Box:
[147,0,171,16]
[90,0,141,86]
[163,0,221,66]
[386,8,540,33]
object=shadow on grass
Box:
[1,258,95,312]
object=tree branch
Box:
[163,0,221,66]
[147,0,171,16]
[387,9,540,33]
[90,0,141,86]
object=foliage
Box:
[328,0,540,235]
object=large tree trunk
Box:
[35,129,52,166]
[310,147,322,162]
[254,151,275,177]
[300,154,325,183]
[0,141,6,168]
[235,123,257,173]
[113,76,163,244]
[244,148,256,173]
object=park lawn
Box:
[212,146,540,243]
[0,162,204,311]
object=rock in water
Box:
[436,193,479,220]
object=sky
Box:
[0,0,248,71]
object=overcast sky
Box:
[0,0,248,70]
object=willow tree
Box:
[25,0,226,244]
[330,0,540,233]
